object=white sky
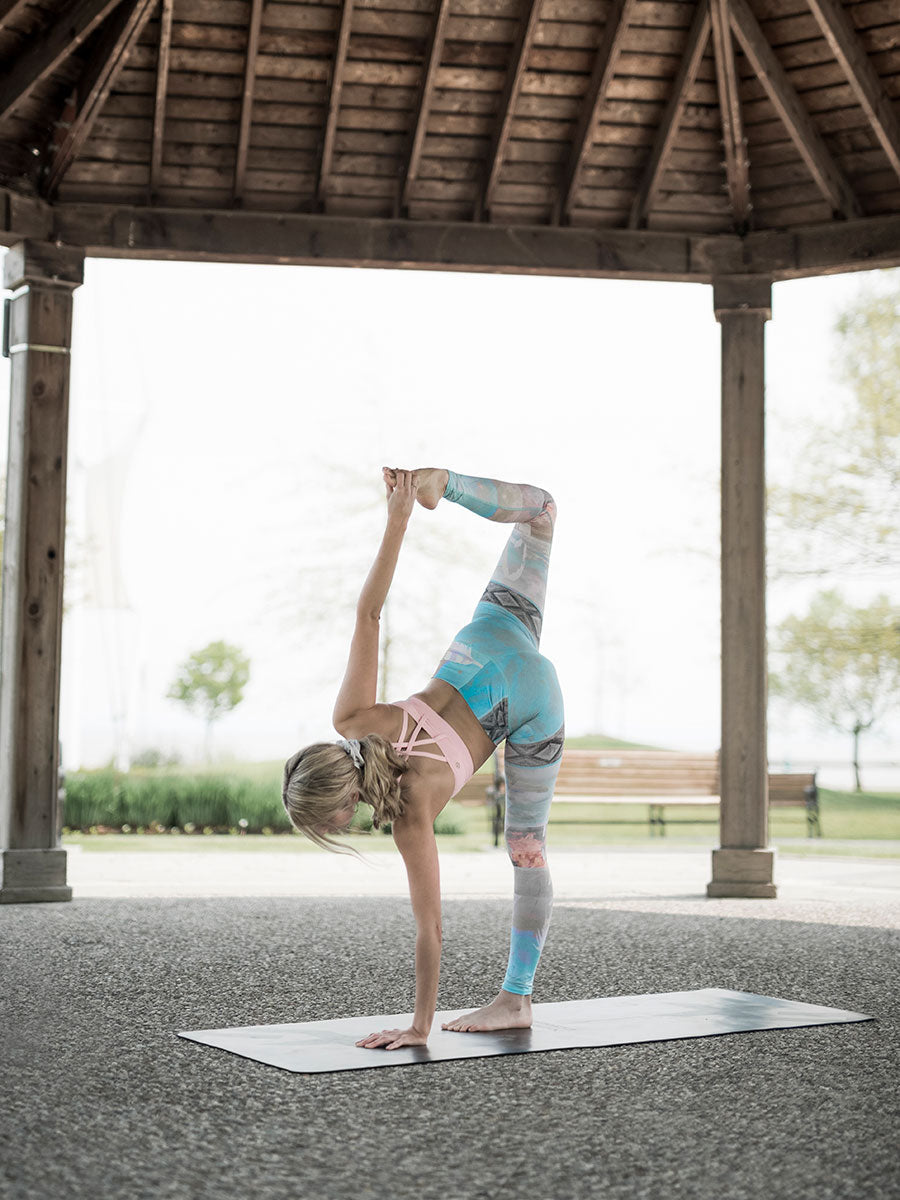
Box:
[1,252,897,783]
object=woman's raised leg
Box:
[441,470,556,646]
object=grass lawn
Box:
[62,783,900,858]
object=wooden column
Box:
[0,240,83,904]
[708,276,776,899]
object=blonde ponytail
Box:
[282,734,408,852]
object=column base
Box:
[707,848,776,899]
[0,848,72,904]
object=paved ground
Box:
[2,847,898,1200]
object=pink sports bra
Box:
[391,696,475,798]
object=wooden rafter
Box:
[317,0,354,205]
[806,0,900,185]
[149,0,174,197]
[44,0,155,196]
[234,0,264,202]
[400,0,453,213]
[709,0,751,228]
[629,0,711,229]
[0,0,123,124]
[559,0,637,221]
[481,0,543,219]
[0,0,31,31]
[728,0,860,218]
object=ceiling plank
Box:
[629,0,711,230]
[559,0,637,221]
[0,0,124,124]
[400,0,453,213]
[317,0,355,205]
[44,0,156,197]
[806,0,900,186]
[234,0,264,202]
[150,0,174,198]
[728,0,860,218]
[709,0,751,229]
[481,0,543,219]
[0,0,31,31]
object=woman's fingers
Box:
[355,1028,402,1049]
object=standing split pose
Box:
[282,468,564,1051]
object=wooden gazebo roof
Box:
[1,0,900,279]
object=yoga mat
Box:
[178,988,873,1074]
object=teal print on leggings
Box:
[437,470,564,997]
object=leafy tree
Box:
[167,640,251,762]
[769,590,900,791]
[768,274,900,580]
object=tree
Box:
[167,640,251,762]
[769,590,900,791]
[768,274,900,580]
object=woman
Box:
[282,467,564,1051]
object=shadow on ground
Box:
[2,898,897,1200]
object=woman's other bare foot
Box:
[441,991,532,1033]
[382,467,448,510]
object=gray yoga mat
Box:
[178,988,873,1074]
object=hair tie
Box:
[338,738,365,770]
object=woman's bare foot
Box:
[441,991,532,1033]
[382,466,448,510]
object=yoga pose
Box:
[282,468,564,1050]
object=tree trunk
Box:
[852,722,862,793]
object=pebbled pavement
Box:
[1,849,898,1200]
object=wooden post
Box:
[708,275,776,899]
[0,239,84,904]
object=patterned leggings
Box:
[434,471,564,996]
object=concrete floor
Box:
[2,847,898,1200]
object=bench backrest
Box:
[456,754,816,802]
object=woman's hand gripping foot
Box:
[382,466,449,510]
[441,991,533,1033]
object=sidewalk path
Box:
[65,844,900,927]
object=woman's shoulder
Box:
[334,703,403,742]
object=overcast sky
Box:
[1,252,896,785]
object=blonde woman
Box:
[282,468,564,1050]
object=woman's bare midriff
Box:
[413,678,496,769]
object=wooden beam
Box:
[149,0,174,197]
[44,0,156,197]
[559,0,637,221]
[481,0,543,220]
[400,0,453,213]
[629,0,711,230]
[0,0,124,124]
[233,0,264,202]
[38,205,900,282]
[0,188,53,241]
[709,0,751,229]
[317,0,354,205]
[806,0,900,186]
[0,0,30,31]
[728,0,860,218]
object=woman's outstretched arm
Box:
[333,471,417,728]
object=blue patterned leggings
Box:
[434,471,564,996]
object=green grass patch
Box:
[61,764,900,858]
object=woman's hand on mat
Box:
[384,469,417,524]
[355,1026,428,1051]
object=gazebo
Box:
[1,0,899,904]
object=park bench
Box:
[455,749,820,845]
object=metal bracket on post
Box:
[2,297,9,358]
